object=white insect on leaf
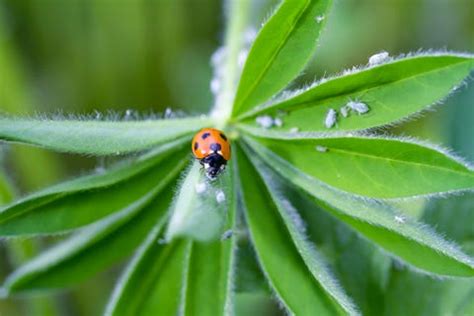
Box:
[324,108,337,128]
[340,105,350,118]
[347,100,370,114]
[220,229,233,241]
[256,115,274,129]
[273,117,283,127]
[195,182,207,194]
[394,215,406,224]
[315,15,325,23]
[216,190,226,203]
[368,51,390,66]
[315,145,328,153]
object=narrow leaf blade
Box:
[244,138,474,277]
[0,116,210,155]
[182,159,238,316]
[236,144,347,315]
[238,54,474,130]
[2,181,178,293]
[105,234,190,316]
[232,0,332,116]
[249,150,359,315]
[0,145,188,236]
[247,134,474,198]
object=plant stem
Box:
[211,0,250,126]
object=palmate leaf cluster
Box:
[0,0,474,315]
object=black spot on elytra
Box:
[201,132,211,140]
[194,142,199,150]
[210,143,221,152]
[219,133,227,141]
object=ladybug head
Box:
[201,153,227,180]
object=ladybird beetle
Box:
[192,128,231,179]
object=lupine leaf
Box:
[105,234,190,316]
[382,194,474,316]
[0,172,13,205]
[232,0,333,116]
[0,116,211,155]
[245,133,474,198]
[243,138,474,277]
[2,179,180,293]
[0,145,188,236]
[0,139,186,228]
[250,154,359,315]
[182,159,237,316]
[236,144,347,315]
[166,161,231,242]
[237,54,474,130]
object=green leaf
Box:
[105,234,190,316]
[0,116,211,155]
[236,144,348,315]
[0,144,188,236]
[2,177,180,293]
[381,194,474,316]
[250,153,359,315]
[182,159,237,316]
[0,139,185,225]
[166,161,231,242]
[243,138,474,277]
[237,54,474,130]
[287,188,391,316]
[245,134,474,198]
[0,172,14,205]
[232,0,333,116]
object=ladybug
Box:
[192,128,231,179]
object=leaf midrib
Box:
[234,0,311,113]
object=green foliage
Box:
[1,0,474,315]
[232,0,332,116]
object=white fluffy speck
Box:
[210,78,220,94]
[315,15,325,23]
[347,101,370,114]
[195,182,207,194]
[324,109,337,128]
[220,229,233,240]
[369,51,390,66]
[395,215,406,224]
[290,127,300,133]
[216,190,226,203]
[273,117,283,127]
[256,115,274,129]
[340,106,350,117]
[315,145,328,152]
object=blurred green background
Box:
[0,0,473,315]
